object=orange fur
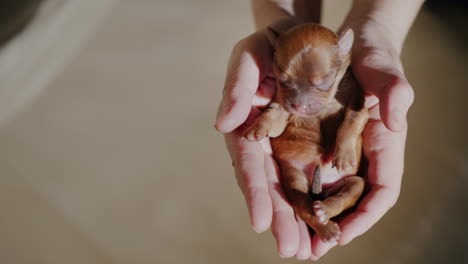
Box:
[244,23,368,242]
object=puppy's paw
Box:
[243,122,270,141]
[332,146,357,172]
[313,201,329,224]
[317,221,341,243]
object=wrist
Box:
[340,18,405,78]
[341,0,424,54]
[341,16,404,56]
[251,0,321,30]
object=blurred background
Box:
[0,0,466,263]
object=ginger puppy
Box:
[244,23,368,242]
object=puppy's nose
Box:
[291,103,308,113]
[310,76,324,86]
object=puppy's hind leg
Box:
[280,163,341,243]
[313,176,364,224]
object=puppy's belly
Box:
[272,139,359,188]
[313,161,358,187]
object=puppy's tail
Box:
[311,165,322,195]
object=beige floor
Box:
[0,1,466,263]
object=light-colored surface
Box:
[0,0,115,126]
[0,1,466,263]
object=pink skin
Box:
[215,19,413,260]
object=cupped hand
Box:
[215,29,318,260]
[311,20,415,258]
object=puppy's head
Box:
[267,23,353,116]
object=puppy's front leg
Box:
[244,102,289,141]
[332,107,369,171]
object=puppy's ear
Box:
[266,26,280,50]
[337,28,354,57]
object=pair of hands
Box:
[215,19,414,260]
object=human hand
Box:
[311,18,415,258]
[215,29,322,260]
[215,17,415,260]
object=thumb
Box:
[354,52,415,132]
[352,47,415,132]
[375,73,414,132]
[215,44,260,133]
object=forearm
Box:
[251,0,322,30]
[342,0,425,52]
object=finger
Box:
[338,185,399,245]
[339,120,406,245]
[364,94,379,109]
[295,219,312,260]
[353,48,414,132]
[215,43,260,133]
[264,154,300,258]
[311,234,338,259]
[225,133,272,233]
[375,75,414,132]
[253,76,276,107]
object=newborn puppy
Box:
[244,23,368,242]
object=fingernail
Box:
[279,245,296,259]
[215,104,223,122]
[252,225,263,233]
[215,116,234,133]
[214,122,222,132]
[215,101,230,123]
[214,110,223,131]
[390,107,405,131]
[310,254,320,261]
